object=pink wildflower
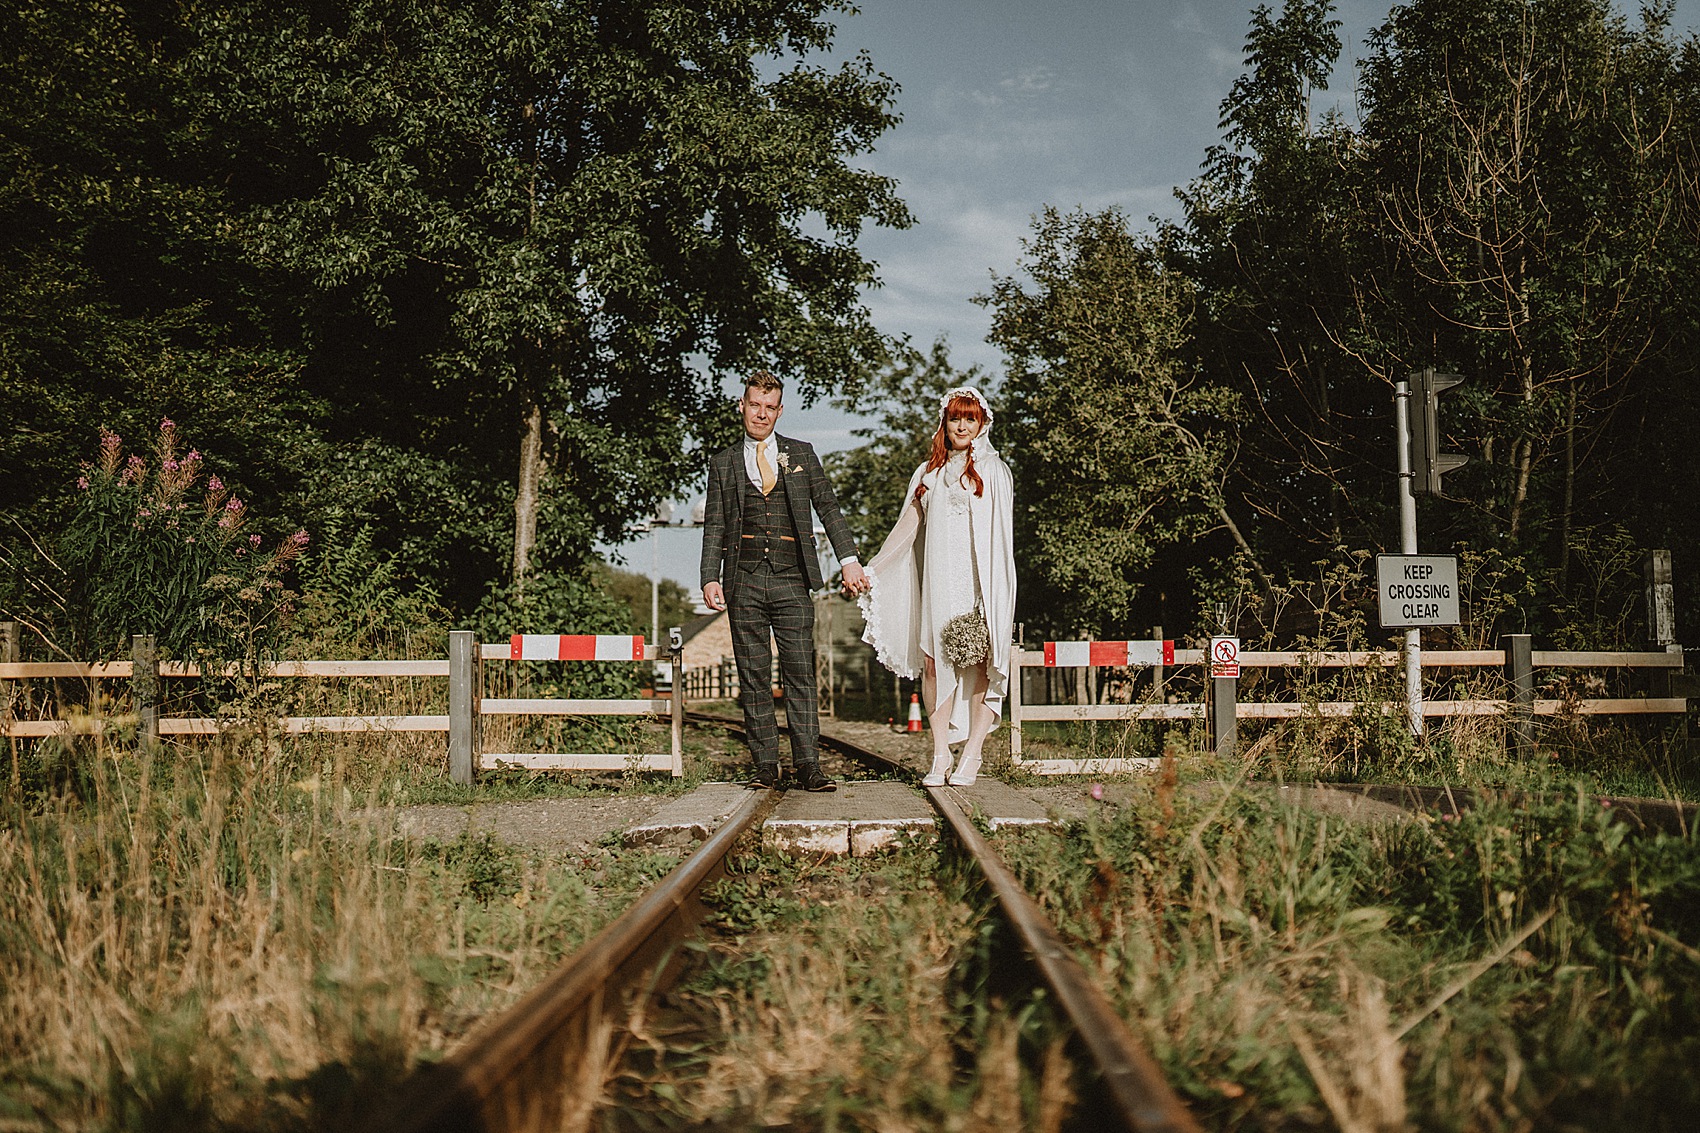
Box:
[160,418,175,432]
[226,497,243,511]
[77,476,90,490]
[249,533,262,546]
[163,460,179,472]
[1090,783,1105,801]
[290,529,309,547]
[185,450,201,463]
[207,476,224,492]
[217,515,232,529]
[98,430,122,473]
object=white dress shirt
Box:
[741,433,857,566]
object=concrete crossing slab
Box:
[936,779,1052,830]
[623,782,753,847]
[621,777,1060,857]
[763,781,936,856]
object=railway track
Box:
[359,716,1203,1133]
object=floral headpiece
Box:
[939,386,994,424]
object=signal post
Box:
[1390,369,1467,739]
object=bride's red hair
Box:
[914,394,986,501]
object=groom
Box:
[701,370,868,791]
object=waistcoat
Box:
[739,471,804,574]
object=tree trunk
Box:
[512,392,545,596]
[1509,436,1533,539]
[1217,503,1277,617]
[1509,353,1535,538]
[1559,378,1576,588]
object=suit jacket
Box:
[700,434,859,598]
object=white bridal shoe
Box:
[922,748,953,787]
[947,748,982,786]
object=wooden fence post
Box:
[1152,625,1165,700]
[131,634,159,750]
[1643,549,1676,647]
[1501,633,1534,757]
[1642,551,1676,701]
[3,620,18,784]
[668,627,684,777]
[1009,647,1024,762]
[1210,671,1237,758]
[448,630,479,786]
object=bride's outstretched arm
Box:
[865,499,921,578]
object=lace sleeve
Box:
[866,500,921,578]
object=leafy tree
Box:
[1175,0,1700,634]
[0,2,319,541]
[983,208,1248,637]
[822,339,992,552]
[591,562,696,639]
[1168,0,1371,561]
[1357,0,1700,572]
[192,0,912,608]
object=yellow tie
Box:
[757,440,776,495]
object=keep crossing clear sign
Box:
[1376,554,1461,628]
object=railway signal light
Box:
[1408,368,1468,497]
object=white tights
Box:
[921,654,999,785]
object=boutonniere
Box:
[774,450,793,473]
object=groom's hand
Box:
[840,561,869,596]
[703,581,726,611]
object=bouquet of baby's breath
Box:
[941,610,990,668]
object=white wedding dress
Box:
[860,436,1016,743]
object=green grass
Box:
[0,732,678,1132]
[997,757,1700,1131]
[598,845,1080,1131]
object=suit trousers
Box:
[728,564,819,768]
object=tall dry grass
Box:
[601,848,1077,1131]
[0,731,672,1131]
[1000,758,1700,1131]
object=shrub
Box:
[6,418,307,666]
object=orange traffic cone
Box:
[906,693,924,732]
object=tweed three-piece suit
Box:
[699,434,860,771]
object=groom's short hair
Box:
[743,370,784,401]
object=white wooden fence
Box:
[0,627,684,782]
[1010,637,1687,775]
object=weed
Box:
[998,772,1700,1130]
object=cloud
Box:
[999,64,1057,97]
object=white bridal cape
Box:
[859,435,1016,743]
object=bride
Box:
[859,387,1015,786]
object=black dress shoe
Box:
[794,764,836,792]
[746,763,781,789]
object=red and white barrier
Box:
[509,634,646,662]
[1043,640,1174,667]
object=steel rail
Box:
[357,786,776,1133]
[808,727,1204,1133]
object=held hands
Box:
[703,581,726,611]
[840,561,870,597]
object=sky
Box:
[610,0,1700,598]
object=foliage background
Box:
[8,0,1700,655]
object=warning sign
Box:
[1209,636,1240,679]
[1375,554,1461,628]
